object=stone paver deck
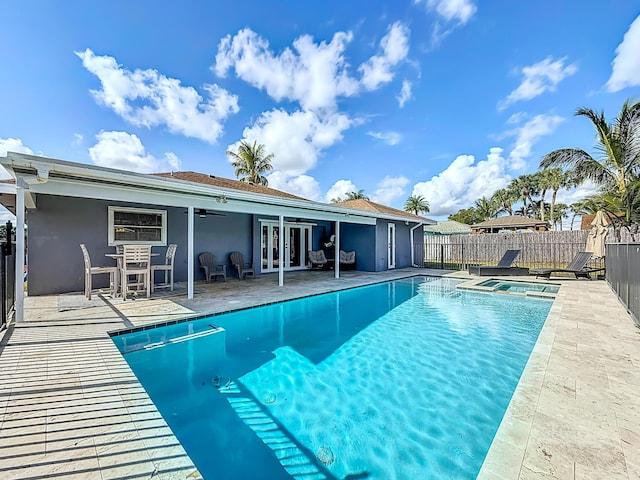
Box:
[0,269,638,479]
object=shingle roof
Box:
[333,199,433,222]
[424,220,471,234]
[153,171,308,201]
[471,215,548,228]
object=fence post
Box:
[440,244,444,270]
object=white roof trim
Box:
[0,152,432,224]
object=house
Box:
[0,152,435,321]
[423,220,471,236]
[471,215,549,234]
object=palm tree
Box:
[552,203,569,230]
[345,190,369,200]
[330,197,343,203]
[226,140,274,186]
[491,188,516,216]
[404,195,430,215]
[569,200,589,230]
[540,98,640,230]
[508,174,539,216]
[474,197,498,221]
[539,168,575,227]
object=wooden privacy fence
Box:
[415,230,607,271]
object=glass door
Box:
[388,223,396,269]
[260,222,311,272]
[287,227,302,268]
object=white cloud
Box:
[77,49,239,143]
[416,0,477,24]
[325,179,358,202]
[499,56,577,110]
[504,114,564,170]
[367,131,402,146]
[215,23,410,111]
[397,79,412,107]
[412,147,512,217]
[266,171,322,201]
[414,0,477,45]
[0,138,35,180]
[88,131,181,173]
[359,22,410,91]
[0,137,34,157]
[371,176,410,205]
[215,28,359,112]
[554,180,599,207]
[72,133,84,146]
[229,109,352,177]
[605,14,640,92]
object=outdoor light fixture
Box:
[216,195,228,204]
[198,208,207,218]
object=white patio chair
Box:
[152,244,177,292]
[121,244,152,300]
[80,244,118,300]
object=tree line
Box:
[449,98,640,237]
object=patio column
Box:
[14,180,25,323]
[278,215,284,286]
[187,206,194,299]
[334,220,340,278]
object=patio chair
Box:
[199,252,227,282]
[151,244,177,292]
[530,251,602,279]
[121,244,152,300]
[229,251,255,280]
[308,250,329,269]
[80,244,118,300]
[468,249,528,276]
[339,250,356,270]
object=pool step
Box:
[125,326,226,353]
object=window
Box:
[108,206,167,246]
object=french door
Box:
[261,222,312,272]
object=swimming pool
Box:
[112,276,552,479]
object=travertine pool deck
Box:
[0,269,638,479]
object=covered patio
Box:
[0,152,433,323]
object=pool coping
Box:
[476,278,640,479]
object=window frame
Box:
[108,206,167,246]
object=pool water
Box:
[112,277,552,480]
[476,279,560,294]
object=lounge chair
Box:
[229,251,255,279]
[199,252,227,282]
[468,249,529,276]
[339,250,356,270]
[530,251,602,279]
[308,250,329,269]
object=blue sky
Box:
[1,0,639,221]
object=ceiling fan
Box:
[183,208,226,218]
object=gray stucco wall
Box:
[28,194,254,295]
[340,223,376,271]
[372,220,414,271]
